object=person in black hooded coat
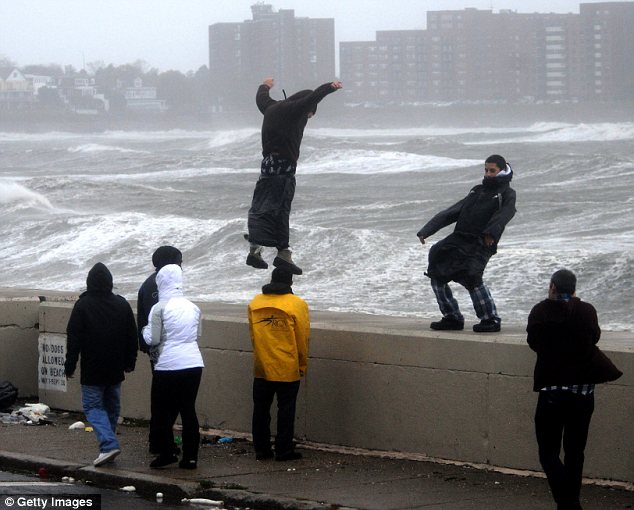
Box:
[136,245,182,454]
[64,262,137,467]
[137,245,183,354]
[417,155,516,333]
[246,77,342,275]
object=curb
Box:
[0,451,358,510]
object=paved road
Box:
[0,471,187,510]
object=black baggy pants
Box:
[252,378,300,456]
[247,155,296,250]
[535,390,594,510]
[151,367,203,461]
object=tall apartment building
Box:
[339,2,634,103]
[340,31,425,103]
[579,2,634,100]
[209,4,335,111]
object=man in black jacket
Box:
[418,154,516,332]
[527,269,621,510]
[65,262,137,467]
[246,77,343,275]
[136,245,182,454]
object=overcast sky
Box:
[0,0,617,72]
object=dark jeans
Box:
[252,378,300,456]
[535,390,594,509]
[152,367,202,461]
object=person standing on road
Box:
[246,77,343,275]
[248,268,310,461]
[417,154,516,333]
[143,264,204,469]
[136,245,183,454]
[527,269,622,510]
[65,262,138,467]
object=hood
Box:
[156,263,184,300]
[483,163,513,187]
[152,245,182,271]
[86,262,113,294]
[287,89,317,114]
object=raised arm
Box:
[289,81,342,114]
[256,78,277,114]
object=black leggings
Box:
[151,367,203,461]
[535,390,594,508]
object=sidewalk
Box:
[0,410,631,510]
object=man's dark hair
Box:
[485,154,507,170]
[551,269,576,295]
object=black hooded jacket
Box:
[65,262,138,386]
[418,168,516,286]
[136,246,182,353]
[256,83,336,163]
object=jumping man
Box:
[246,77,343,275]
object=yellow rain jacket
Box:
[248,293,310,382]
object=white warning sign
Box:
[38,333,67,392]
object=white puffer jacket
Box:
[142,264,204,371]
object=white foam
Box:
[0,180,54,209]
[301,149,480,174]
[206,128,260,149]
[307,122,570,139]
[465,122,634,145]
[67,144,148,154]
[68,166,255,182]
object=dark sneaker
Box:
[473,319,501,333]
[246,253,268,269]
[255,450,274,461]
[273,256,302,275]
[150,454,178,469]
[178,459,197,469]
[275,451,303,462]
[149,445,180,456]
[430,317,464,331]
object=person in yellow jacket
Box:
[248,268,309,461]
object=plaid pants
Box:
[430,279,499,322]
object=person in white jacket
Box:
[142,264,204,469]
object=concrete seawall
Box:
[1,289,632,483]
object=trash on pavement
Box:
[12,403,52,425]
[68,421,86,430]
[181,498,223,507]
[217,436,233,444]
[120,486,136,492]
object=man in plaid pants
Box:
[417,155,516,333]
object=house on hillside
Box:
[0,68,36,110]
[122,77,166,112]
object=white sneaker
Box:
[93,449,120,466]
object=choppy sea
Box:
[1,120,633,331]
